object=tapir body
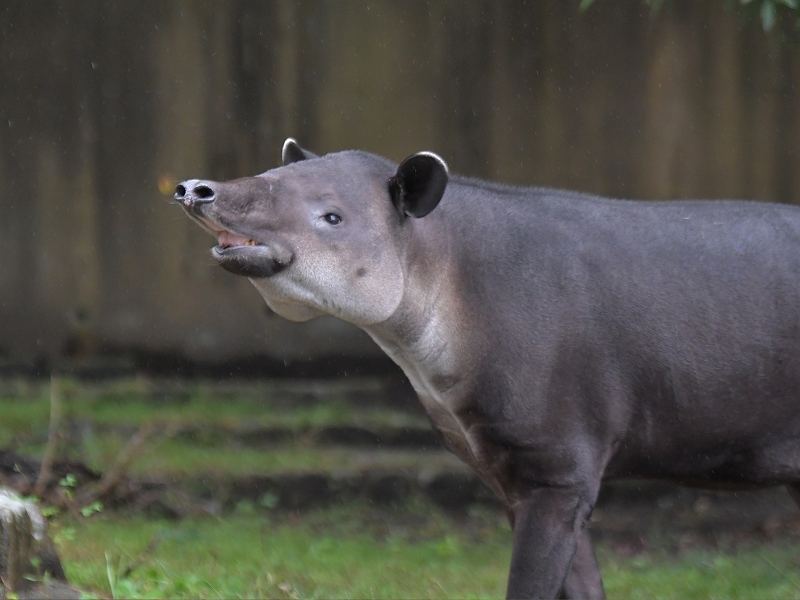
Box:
[176,140,800,599]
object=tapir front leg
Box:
[559,528,605,599]
[506,487,597,599]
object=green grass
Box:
[91,436,462,478]
[57,507,512,599]
[600,547,800,599]
[0,379,426,448]
[11,428,461,479]
[52,507,800,599]
[0,379,439,477]
[0,394,424,432]
[7,379,800,598]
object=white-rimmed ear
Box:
[389,151,449,218]
[282,138,317,165]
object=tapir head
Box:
[175,139,448,326]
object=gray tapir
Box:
[175,139,800,599]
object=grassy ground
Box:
[0,379,439,477]
[60,507,509,599]
[5,379,800,598]
[54,505,800,599]
[602,549,800,600]
[0,378,425,436]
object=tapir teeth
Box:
[218,230,258,248]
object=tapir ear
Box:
[282,138,317,165]
[389,151,449,218]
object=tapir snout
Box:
[174,176,293,278]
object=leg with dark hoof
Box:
[506,487,596,599]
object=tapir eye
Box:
[323,213,342,225]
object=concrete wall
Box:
[0,0,798,372]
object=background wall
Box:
[0,0,798,374]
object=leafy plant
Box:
[580,0,800,33]
[733,0,800,31]
[80,501,103,518]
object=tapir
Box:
[175,139,800,599]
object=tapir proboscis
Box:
[175,139,800,599]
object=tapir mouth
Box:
[217,230,260,249]
[194,216,292,278]
[196,216,262,249]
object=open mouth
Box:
[217,230,261,249]
[194,216,290,278]
[197,216,262,249]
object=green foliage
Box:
[80,501,103,518]
[58,474,77,489]
[733,0,800,31]
[49,509,800,599]
[580,0,800,33]
[105,550,122,600]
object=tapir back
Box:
[431,179,800,483]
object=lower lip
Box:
[214,244,259,251]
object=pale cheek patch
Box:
[247,230,405,327]
[291,245,405,326]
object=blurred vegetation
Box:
[581,0,800,32]
[0,381,436,477]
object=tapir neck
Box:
[363,215,485,467]
[364,216,468,395]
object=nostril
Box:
[194,185,215,200]
[174,181,215,206]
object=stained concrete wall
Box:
[0,0,798,372]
